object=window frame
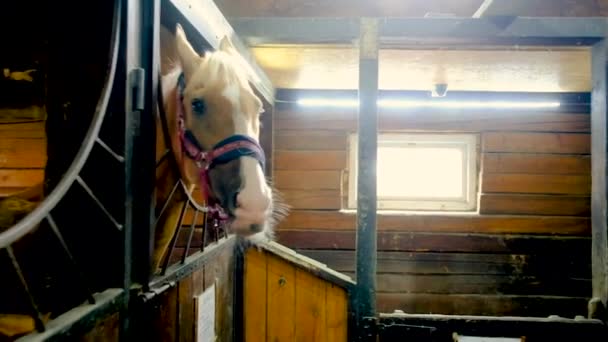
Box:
[347,132,479,211]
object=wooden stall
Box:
[242,242,353,341]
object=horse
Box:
[152,24,288,272]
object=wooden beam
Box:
[231,17,606,46]
[379,313,607,341]
[216,0,484,17]
[161,0,274,103]
[590,39,608,321]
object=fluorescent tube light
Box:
[296,97,561,109]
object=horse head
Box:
[161,24,286,243]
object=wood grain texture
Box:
[326,283,348,342]
[275,150,347,170]
[482,173,591,195]
[483,153,591,174]
[275,130,348,150]
[155,286,178,342]
[295,269,327,341]
[297,250,590,279]
[0,170,44,188]
[275,112,591,133]
[278,230,591,254]
[482,132,590,154]
[275,170,341,190]
[376,293,588,317]
[0,139,46,168]
[278,210,590,235]
[244,249,350,341]
[479,194,590,216]
[341,272,589,296]
[267,253,296,341]
[245,249,267,341]
[178,278,194,342]
[280,190,342,210]
[214,247,235,342]
[80,312,120,342]
[0,122,46,138]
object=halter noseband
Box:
[175,73,266,222]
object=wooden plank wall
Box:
[137,241,235,342]
[0,121,46,197]
[243,248,349,341]
[273,107,592,317]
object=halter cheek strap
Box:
[175,73,266,222]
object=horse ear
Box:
[219,35,237,55]
[175,24,202,79]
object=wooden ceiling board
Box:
[216,0,608,17]
[250,46,592,92]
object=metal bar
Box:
[590,38,608,321]
[16,289,125,342]
[132,0,161,288]
[230,17,608,46]
[354,17,379,342]
[121,0,144,337]
[182,209,198,264]
[96,137,125,163]
[201,212,208,252]
[155,148,171,168]
[153,180,180,228]
[378,313,608,341]
[76,176,123,230]
[46,214,95,304]
[160,200,190,275]
[5,246,46,332]
[472,0,495,18]
[146,235,237,291]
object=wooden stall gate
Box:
[127,237,353,342]
[242,241,353,342]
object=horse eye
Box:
[191,98,206,115]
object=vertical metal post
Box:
[590,38,608,322]
[354,17,379,341]
[122,0,143,338]
[134,0,160,287]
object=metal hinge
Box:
[360,316,378,340]
[138,280,176,303]
[130,67,146,111]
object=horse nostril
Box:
[233,192,240,208]
[250,224,262,233]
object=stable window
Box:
[347,133,479,211]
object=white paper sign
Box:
[196,283,216,342]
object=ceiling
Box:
[250,45,591,92]
[215,0,608,18]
